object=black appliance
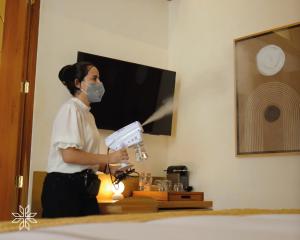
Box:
[166,165,192,192]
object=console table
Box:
[98,194,213,214]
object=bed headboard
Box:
[31,171,47,218]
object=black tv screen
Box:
[77,51,176,135]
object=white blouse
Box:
[47,98,101,173]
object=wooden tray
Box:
[133,191,168,201]
[169,192,204,201]
[132,191,204,201]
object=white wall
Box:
[29,0,170,204]
[167,0,300,209]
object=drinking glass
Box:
[173,182,184,192]
[161,180,172,191]
[154,179,163,191]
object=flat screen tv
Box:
[77,51,176,135]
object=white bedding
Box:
[1,214,299,240]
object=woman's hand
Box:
[108,149,129,164]
[106,149,130,175]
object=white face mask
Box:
[81,81,105,103]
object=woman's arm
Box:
[61,148,129,171]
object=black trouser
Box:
[41,169,100,218]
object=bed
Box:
[0,209,299,240]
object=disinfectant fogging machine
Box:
[104,121,148,184]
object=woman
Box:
[41,62,129,218]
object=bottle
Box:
[138,171,146,191]
[143,172,152,191]
[135,142,148,161]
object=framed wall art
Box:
[235,22,300,155]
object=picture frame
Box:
[235,22,300,155]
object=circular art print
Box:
[256,44,285,76]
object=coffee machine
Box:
[166,165,192,192]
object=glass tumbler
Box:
[173,182,184,192]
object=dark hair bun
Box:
[58,64,76,85]
[58,61,95,96]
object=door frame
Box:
[0,0,40,220]
[18,0,40,208]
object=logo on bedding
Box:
[12,205,37,231]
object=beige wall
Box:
[167,0,300,209]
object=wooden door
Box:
[0,0,39,220]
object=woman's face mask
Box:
[81,81,105,103]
